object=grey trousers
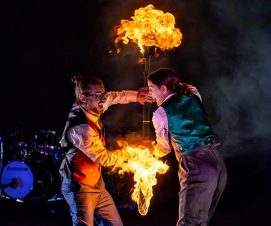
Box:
[177,144,227,226]
[61,177,123,226]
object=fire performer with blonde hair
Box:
[147,68,227,226]
[59,74,148,226]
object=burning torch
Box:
[114,4,183,137]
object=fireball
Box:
[114,4,182,54]
[114,139,169,215]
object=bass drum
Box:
[0,161,34,200]
[0,155,61,201]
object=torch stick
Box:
[142,46,155,138]
[142,57,151,138]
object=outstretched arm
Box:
[67,124,128,167]
[103,88,152,112]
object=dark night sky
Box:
[1,0,271,157]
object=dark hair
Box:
[71,74,103,104]
[147,68,193,96]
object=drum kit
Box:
[0,130,64,203]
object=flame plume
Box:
[114,4,182,54]
[114,139,169,215]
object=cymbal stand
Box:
[0,136,4,196]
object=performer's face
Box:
[83,84,107,115]
[147,80,167,106]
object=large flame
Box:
[114,4,182,54]
[114,139,169,215]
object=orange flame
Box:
[114,139,169,215]
[114,4,182,54]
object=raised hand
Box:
[137,87,154,104]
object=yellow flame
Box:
[114,4,182,54]
[114,140,169,215]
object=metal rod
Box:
[0,137,3,174]
[0,137,3,196]
[142,55,151,138]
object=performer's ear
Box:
[79,94,87,103]
[160,85,168,94]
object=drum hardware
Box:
[0,194,24,203]
[17,142,30,159]
[0,132,31,162]
[47,193,64,202]
[0,136,3,197]
[0,158,62,202]
[2,177,22,189]
[29,130,63,161]
[0,130,64,204]
[0,135,4,173]
[32,130,58,148]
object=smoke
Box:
[199,0,271,156]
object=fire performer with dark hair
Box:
[59,74,148,226]
[147,68,227,226]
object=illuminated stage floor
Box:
[0,196,270,226]
[1,151,271,226]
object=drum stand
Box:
[47,193,64,202]
[0,137,4,197]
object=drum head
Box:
[1,161,34,199]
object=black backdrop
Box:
[1,0,271,159]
